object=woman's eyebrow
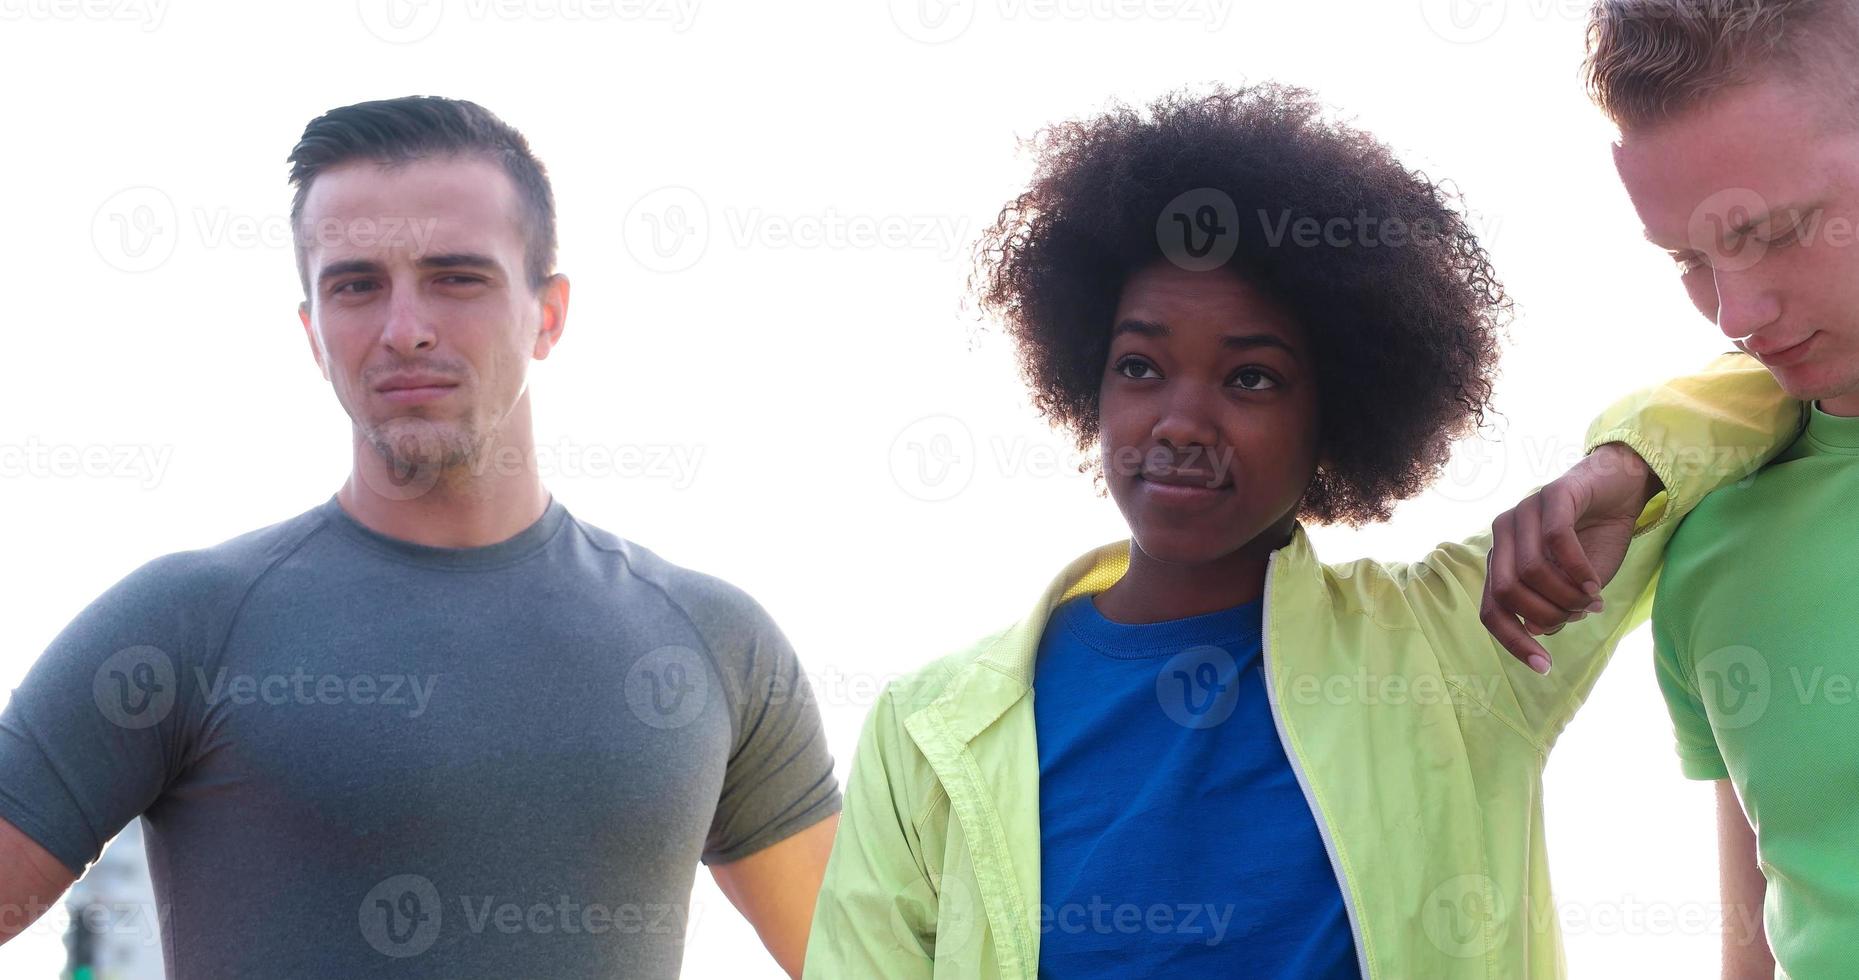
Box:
[1112,318,1298,358]
[1218,333,1296,357]
[1111,318,1170,339]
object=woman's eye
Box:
[1116,357,1159,380]
[1233,368,1278,391]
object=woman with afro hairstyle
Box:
[802,83,1800,979]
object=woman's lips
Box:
[1136,473,1232,509]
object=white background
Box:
[1,0,1741,975]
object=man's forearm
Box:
[710,814,839,978]
[0,816,77,945]
[1716,780,1773,979]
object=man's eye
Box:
[1232,368,1278,391]
[333,280,378,296]
[1764,218,1807,249]
[1673,252,1709,276]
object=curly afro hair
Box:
[974,83,1508,526]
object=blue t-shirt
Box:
[1032,593,1358,978]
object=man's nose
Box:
[1713,266,1782,344]
[380,288,437,353]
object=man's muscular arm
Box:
[0,815,78,945]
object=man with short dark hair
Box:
[0,96,840,978]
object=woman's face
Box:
[1098,260,1322,564]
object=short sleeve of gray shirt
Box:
[0,494,841,977]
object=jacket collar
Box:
[896,524,1321,978]
[933,523,1320,744]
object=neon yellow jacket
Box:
[804,353,1804,979]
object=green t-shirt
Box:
[1653,402,1859,979]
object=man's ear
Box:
[531,273,570,360]
[299,301,329,382]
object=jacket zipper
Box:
[1258,549,1373,980]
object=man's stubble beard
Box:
[365,412,490,482]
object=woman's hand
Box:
[1479,442,1663,674]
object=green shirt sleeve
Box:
[1652,584,1732,781]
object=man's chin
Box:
[1768,362,1859,409]
[367,419,479,470]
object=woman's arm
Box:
[1401,353,1802,746]
[1480,441,1663,673]
[801,691,934,980]
[1483,353,1805,672]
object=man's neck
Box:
[337,416,551,549]
[336,475,551,550]
[1818,393,1859,418]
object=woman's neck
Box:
[1091,521,1294,625]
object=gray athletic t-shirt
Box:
[0,493,841,978]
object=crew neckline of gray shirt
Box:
[314,492,570,571]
